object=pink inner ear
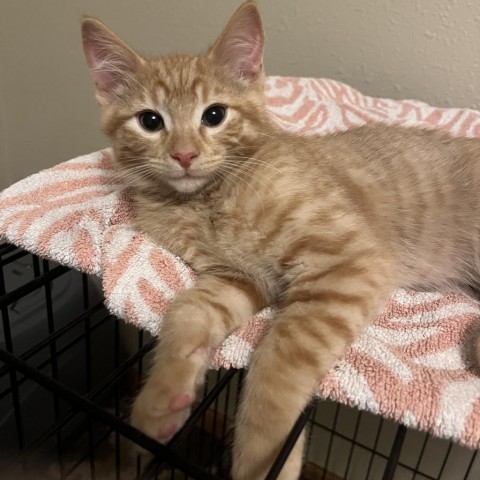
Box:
[93,65,124,94]
[87,46,125,93]
[211,6,264,83]
[82,21,137,100]
[239,32,263,81]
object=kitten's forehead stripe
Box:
[150,77,170,104]
[147,56,210,117]
[158,56,201,96]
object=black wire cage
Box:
[1,242,479,480]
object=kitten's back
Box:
[255,124,480,291]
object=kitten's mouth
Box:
[166,172,212,193]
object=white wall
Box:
[1,0,480,189]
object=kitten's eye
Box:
[202,105,226,127]
[138,111,164,132]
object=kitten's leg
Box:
[131,276,263,443]
[232,258,393,480]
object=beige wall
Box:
[1,0,480,190]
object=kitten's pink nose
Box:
[170,151,199,169]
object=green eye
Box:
[138,111,164,132]
[201,105,226,127]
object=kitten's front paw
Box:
[131,386,193,444]
[130,346,209,444]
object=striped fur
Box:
[82,3,480,479]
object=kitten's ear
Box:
[208,2,264,83]
[81,17,143,104]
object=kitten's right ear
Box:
[208,1,264,84]
[81,17,143,104]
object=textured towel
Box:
[2,77,480,449]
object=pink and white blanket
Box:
[2,77,480,449]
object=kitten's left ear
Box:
[207,1,264,83]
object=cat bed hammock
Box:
[2,76,480,450]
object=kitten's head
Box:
[82,1,268,196]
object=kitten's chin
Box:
[166,175,211,194]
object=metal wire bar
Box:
[365,417,385,479]
[58,419,111,479]
[177,370,238,446]
[113,317,121,480]
[208,371,221,473]
[0,254,24,449]
[412,433,431,480]
[463,449,478,480]
[0,264,70,309]
[437,442,453,478]
[321,402,341,480]
[382,424,407,480]
[31,255,41,278]
[42,259,65,477]
[0,249,30,267]
[0,243,18,257]
[0,311,114,401]
[343,409,363,478]
[0,347,216,480]
[20,337,156,457]
[264,402,316,480]
[0,301,105,383]
[141,369,239,479]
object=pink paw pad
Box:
[188,346,206,357]
[157,422,178,442]
[169,393,192,412]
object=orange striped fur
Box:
[82,3,480,478]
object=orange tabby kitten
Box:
[82,2,480,478]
